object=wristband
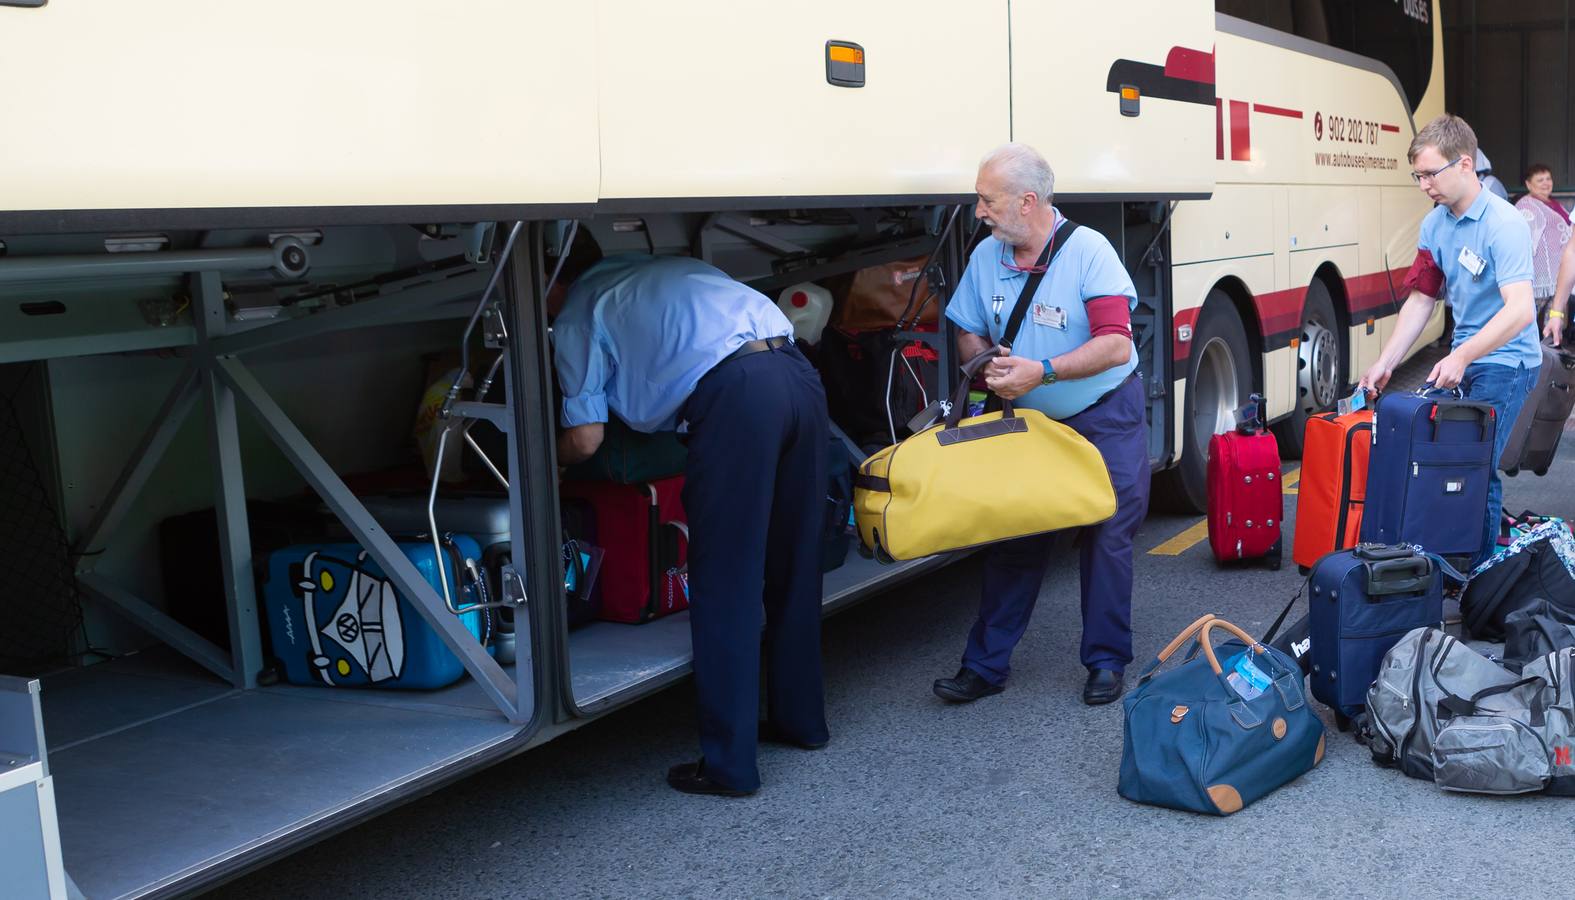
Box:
[1551,311,1566,320]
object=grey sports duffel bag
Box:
[1366,627,1575,795]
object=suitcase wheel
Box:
[1535,467,1549,477]
[1334,710,1353,733]
[1297,565,1311,576]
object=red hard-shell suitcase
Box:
[559,476,688,623]
[1206,395,1284,568]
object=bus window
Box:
[1218,0,1434,114]
[1319,0,1433,114]
[1216,0,1293,33]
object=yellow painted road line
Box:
[1149,518,1210,556]
[1148,466,1301,556]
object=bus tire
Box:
[1153,292,1251,513]
[1273,278,1345,458]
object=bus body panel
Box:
[1010,0,1216,199]
[0,1,602,213]
[595,0,1011,202]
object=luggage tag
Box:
[1223,650,1272,701]
[1336,389,1367,417]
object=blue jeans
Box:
[1461,361,1537,567]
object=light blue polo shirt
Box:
[1418,187,1541,369]
[946,214,1139,419]
[554,254,793,431]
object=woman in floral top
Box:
[1516,163,1572,324]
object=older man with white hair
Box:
[931,142,1150,707]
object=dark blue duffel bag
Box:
[1360,387,1495,561]
[1307,543,1445,727]
[1120,615,1325,815]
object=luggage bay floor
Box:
[213,344,1575,900]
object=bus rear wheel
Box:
[1153,292,1252,513]
[1273,279,1345,459]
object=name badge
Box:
[1457,246,1486,279]
[1032,303,1067,329]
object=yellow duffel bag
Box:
[853,351,1117,561]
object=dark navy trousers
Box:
[961,375,1151,682]
[678,343,829,792]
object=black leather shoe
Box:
[666,760,754,797]
[1082,668,1125,706]
[932,667,1004,703]
[758,722,829,750]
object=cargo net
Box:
[0,365,83,674]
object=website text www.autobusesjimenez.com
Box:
[1314,150,1398,170]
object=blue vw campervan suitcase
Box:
[1307,543,1443,727]
[1359,389,1495,561]
[262,535,488,689]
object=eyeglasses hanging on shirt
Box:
[994,214,1060,324]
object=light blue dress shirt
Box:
[946,213,1139,419]
[553,254,793,432]
[1418,188,1541,369]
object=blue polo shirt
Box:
[946,214,1139,419]
[1418,188,1541,369]
[553,254,793,432]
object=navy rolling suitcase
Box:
[1307,542,1443,727]
[1359,389,1495,562]
[262,535,490,689]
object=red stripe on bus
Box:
[1165,45,1215,84]
[1253,103,1303,119]
[1380,123,1401,133]
[1254,285,1306,336]
[1230,100,1251,161]
[1173,267,1408,364]
[1215,99,1225,160]
[1346,268,1409,313]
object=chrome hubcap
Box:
[1297,319,1339,413]
[1193,335,1239,452]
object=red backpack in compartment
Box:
[559,476,689,623]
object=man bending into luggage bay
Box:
[932,142,1151,707]
[552,250,830,796]
[1357,114,1540,567]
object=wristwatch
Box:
[1040,358,1058,386]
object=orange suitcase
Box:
[1292,409,1373,572]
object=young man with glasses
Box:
[1357,114,1540,566]
[931,142,1149,707]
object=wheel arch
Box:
[1206,274,1265,395]
[1311,261,1352,340]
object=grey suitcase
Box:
[355,493,511,551]
[1502,345,1575,476]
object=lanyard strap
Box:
[1000,217,1079,350]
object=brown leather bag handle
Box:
[1136,614,1217,684]
[1198,618,1269,676]
[942,347,1016,428]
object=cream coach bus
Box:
[0,1,1441,896]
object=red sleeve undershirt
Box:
[1085,295,1133,340]
[1400,248,1444,298]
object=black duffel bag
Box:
[1461,537,1575,641]
[1502,600,1575,672]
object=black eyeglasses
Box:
[1410,155,1469,185]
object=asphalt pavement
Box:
[210,345,1575,900]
